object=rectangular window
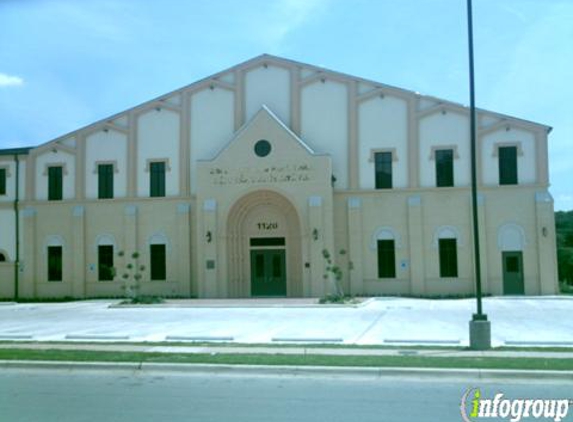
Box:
[0,168,6,195]
[149,162,166,197]
[98,164,114,199]
[377,239,396,278]
[98,245,114,281]
[499,146,518,185]
[48,166,63,201]
[150,244,166,281]
[374,152,392,189]
[435,149,454,187]
[439,238,458,278]
[47,246,63,282]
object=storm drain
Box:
[165,335,234,342]
[272,337,343,343]
[65,334,130,341]
[0,334,33,340]
[504,340,573,347]
[384,339,461,345]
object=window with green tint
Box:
[374,152,392,189]
[98,164,114,199]
[48,166,63,200]
[47,246,63,281]
[439,238,458,278]
[0,168,6,195]
[499,146,518,185]
[149,162,166,197]
[377,239,396,278]
[98,245,114,281]
[150,244,166,280]
[435,149,454,187]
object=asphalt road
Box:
[0,368,571,422]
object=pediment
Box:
[205,105,318,164]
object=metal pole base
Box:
[469,317,491,350]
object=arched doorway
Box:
[227,190,302,297]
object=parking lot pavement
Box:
[0,297,572,347]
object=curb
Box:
[1,360,572,381]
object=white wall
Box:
[245,65,290,125]
[85,130,128,199]
[419,111,470,188]
[358,95,408,189]
[190,87,234,193]
[0,210,14,259]
[35,149,76,200]
[137,108,180,197]
[301,80,348,189]
[482,128,536,185]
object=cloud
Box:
[0,73,24,87]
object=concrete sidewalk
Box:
[0,296,572,347]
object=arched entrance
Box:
[227,190,302,297]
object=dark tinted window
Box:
[374,152,392,189]
[377,239,396,278]
[439,238,458,278]
[48,166,63,201]
[435,149,454,187]
[499,146,518,185]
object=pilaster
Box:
[347,198,363,295]
[177,203,192,296]
[71,205,86,297]
[407,195,425,294]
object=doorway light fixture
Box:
[312,228,319,241]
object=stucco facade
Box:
[0,54,558,298]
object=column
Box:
[407,195,425,294]
[72,205,86,298]
[177,203,192,296]
[347,197,364,295]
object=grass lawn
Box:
[1,348,572,371]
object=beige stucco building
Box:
[0,55,558,299]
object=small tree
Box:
[322,248,346,297]
[115,251,146,301]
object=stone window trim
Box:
[144,158,171,173]
[492,142,524,157]
[432,225,463,248]
[42,163,69,176]
[368,148,398,163]
[92,161,119,174]
[0,164,12,178]
[429,145,460,160]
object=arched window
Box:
[95,234,116,282]
[148,232,169,281]
[372,227,399,279]
[0,251,7,262]
[434,226,459,278]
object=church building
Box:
[0,55,558,299]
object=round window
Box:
[254,140,271,157]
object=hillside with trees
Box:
[556,210,573,286]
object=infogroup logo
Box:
[460,388,572,422]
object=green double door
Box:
[250,249,286,297]
[502,251,524,295]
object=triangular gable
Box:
[204,105,319,163]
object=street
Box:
[0,367,570,422]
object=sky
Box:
[0,0,571,210]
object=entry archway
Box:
[227,190,302,297]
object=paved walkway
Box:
[1,296,572,347]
